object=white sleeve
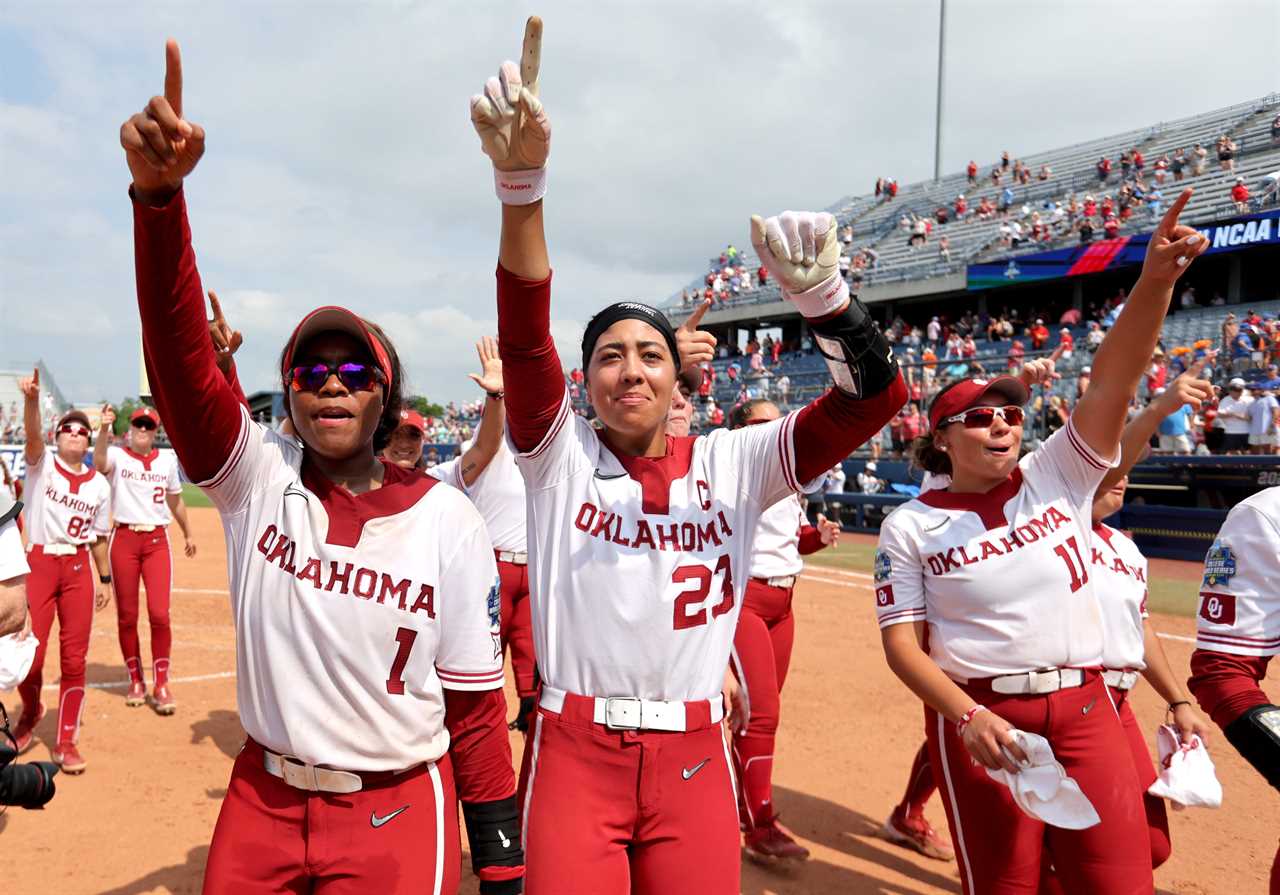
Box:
[195,405,300,517]
[0,519,28,581]
[427,456,465,492]
[1021,417,1117,509]
[92,479,112,537]
[512,391,593,491]
[165,455,182,494]
[1196,501,1280,656]
[434,510,504,691]
[874,510,928,629]
[105,445,123,479]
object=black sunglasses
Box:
[288,362,386,395]
[131,420,157,430]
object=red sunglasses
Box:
[941,405,1025,429]
[58,424,90,437]
[288,362,386,394]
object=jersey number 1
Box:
[385,627,417,695]
[1053,536,1089,593]
[671,555,734,630]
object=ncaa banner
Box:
[967,206,1280,290]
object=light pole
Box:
[934,0,947,182]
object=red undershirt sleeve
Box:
[797,525,826,555]
[443,687,517,803]
[1187,649,1272,730]
[791,373,907,486]
[133,188,244,484]
[495,264,565,453]
[223,358,249,409]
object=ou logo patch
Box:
[1198,592,1236,626]
[876,585,895,607]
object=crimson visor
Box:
[281,307,393,394]
[928,376,1030,431]
[397,409,427,434]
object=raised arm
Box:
[93,404,116,474]
[121,41,241,483]
[1072,189,1207,459]
[18,369,43,466]
[472,18,560,453]
[457,337,506,488]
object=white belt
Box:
[261,748,377,794]
[497,550,527,565]
[121,524,158,533]
[989,668,1086,695]
[31,543,79,556]
[1102,669,1141,691]
[755,575,796,589]
[539,685,724,732]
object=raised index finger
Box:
[520,16,542,93]
[681,298,712,331]
[207,289,225,324]
[164,39,183,118]
[1157,188,1193,237]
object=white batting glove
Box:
[469,17,551,205]
[749,210,849,319]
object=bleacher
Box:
[0,363,71,442]
[665,94,1280,312]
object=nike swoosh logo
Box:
[682,758,710,780]
[498,828,511,848]
[370,805,409,828]
[594,470,628,480]
[1081,698,1096,715]
[925,518,949,532]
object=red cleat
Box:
[880,805,955,862]
[125,680,147,707]
[11,703,46,754]
[743,816,810,863]
[52,741,87,774]
[150,684,176,716]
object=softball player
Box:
[875,190,1206,894]
[121,42,521,894]
[472,20,905,892]
[11,371,113,774]
[726,398,840,862]
[93,404,197,714]
[1189,486,1280,892]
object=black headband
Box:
[581,302,681,374]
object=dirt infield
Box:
[3,508,1275,894]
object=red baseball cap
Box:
[130,406,161,426]
[396,409,427,435]
[928,376,1029,431]
[280,307,394,393]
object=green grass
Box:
[181,483,213,508]
[808,544,1201,619]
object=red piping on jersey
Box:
[1187,649,1271,730]
[52,455,98,495]
[916,467,1024,532]
[600,433,696,516]
[300,458,439,549]
[123,446,159,471]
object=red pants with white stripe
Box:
[497,557,536,697]
[728,577,796,830]
[17,546,95,746]
[203,740,460,895]
[926,673,1154,895]
[109,526,173,686]
[520,696,740,894]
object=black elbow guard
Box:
[461,796,524,893]
[0,499,20,527]
[1223,703,1280,790]
[810,298,899,399]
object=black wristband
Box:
[1167,700,1192,710]
[487,390,505,400]
[99,574,112,584]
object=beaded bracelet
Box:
[956,704,987,737]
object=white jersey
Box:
[517,393,816,702]
[874,420,1116,681]
[22,452,111,547]
[104,445,183,526]
[1091,523,1149,671]
[0,517,28,580]
[749,493,807,580]
[1195,485,1280,657]
[199,406,503,771]
[429,438,527,553]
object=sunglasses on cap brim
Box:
[941,405,1025,429]
[288,362,386,394]
[58,423,90,437]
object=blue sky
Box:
[1,1,1276,405]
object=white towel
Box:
[0,632,37,691]
[985,730,1101,829]
[1147,724,1223,810]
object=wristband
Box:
[784,273,850,320]
[1168,700,1192,711]
[494,166,547,205]
[956,704,986,736]
[99,574,112,584]
[486,390,505,400]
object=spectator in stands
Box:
[938,235,951,263]
[1077,365,1092,399]
[1076,217,1094,244]
[1147,347,1169,394]
[1001,150,1010,171]
[886,179,899,200]
[1247,384,1280,455]
[1171,148,1187,182]
[966,160,977,185]
[857,460,885,496]
[1153,387,1195,454]
[727,360,740,382]
[909,216,928,248]
[875,177,884,198]
[1179,285,1197,310]
[1146,187,1163,220]
[954,194,968,217]
[926,316,941,347]
[1008,220,1024,249]
[1221,311,1239,356]
[1216,135,1238,172]
[1103,214,1120,239]
[998,185,1014,215]
[1132,148,1145,173]
[1272,113,1280,145]
[1028,319,1049,350]
[1037,164,1052,181]
[1096,156,1111,183]
[823,463,846,524]
[1153,154,1169,184]
[775,374,789,403]
[1007,338,1025,370]
[1191,142,1209,176]
[1217,378,1253,453]
[1058,327,1075,359]
[943,332,962,360]
[934,206,949,225]
[1257,170,1280,208]
[1231,326,1257,373]
[1231,176,1250,214]
[1119,151,1132,179]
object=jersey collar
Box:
[916,467,1024,532]
[598,433,697,516]
[301,458,438,548]
[123,446,160,470]
[53,454,97,495]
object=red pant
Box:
[728,578,796,829]
[18,546,95,746]
[520,696,739,894]
[497,557,535,697]
[204,740,460,895]
[927,673,1154,895]
[109,526,173,684]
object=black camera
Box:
[0,744,58,809]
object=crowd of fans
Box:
[0,395,61,444]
